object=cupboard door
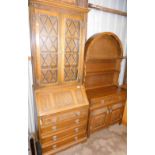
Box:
[62,14,84,83]
[90,107,109,132]
[109,102,124,125]
[35,9,60,85]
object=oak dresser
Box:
[84,32,127,135]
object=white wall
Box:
[89,0,127,11]
[87,0,127,85]
[28,60,36,134]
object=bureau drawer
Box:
[40,118,87,136]
[40,123,87,144]
[42,132,86,153]
[40,108,88,127]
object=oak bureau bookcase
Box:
[83,32,127,135]
[29,0,89,154]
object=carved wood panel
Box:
[38,12,59,84]
[91,112,107,131]
[64,18,81,81]
[109,103,124,124]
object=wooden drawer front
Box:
[110,94,126,102]
[91,94,126,107]
[41,124,87,144]
[90,107,108,116]
[42,132,86,153]
[40,108,88,127]
[40,118,87,136]
[102,94,126,104]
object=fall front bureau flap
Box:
[35,85,89,116]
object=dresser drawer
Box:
[91,93,126,108]
[40,123,87,144]
[42,132,86,153]
[40,108,88,127]
[110,94,126,102]
[40,118,87,136]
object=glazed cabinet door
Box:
[34,9,60,86]
[89,106,109,133]
[109,102,124,125]
[61,14,85,84]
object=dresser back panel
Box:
[84,32,123,89]
[85,60,118,73]
[85,72,114,89]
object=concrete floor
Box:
[57,124,127,155]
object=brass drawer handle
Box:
[75,111,81,116]
[52,117,57,123]
[52,126,57,131]
[75,119,80,124]
[74,136,78,141]
[52,135,57,141]
[52,144,57,149]
[74,128,79,133]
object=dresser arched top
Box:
[85,32,123,62]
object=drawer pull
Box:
[75,119,80,124]
[75,111,81,116]
[74,128,79,133]
[52,126,57,131]
[74,136,78,141]
[52,117,57,123]
[52,135,57,141]
[52,144,57,149]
